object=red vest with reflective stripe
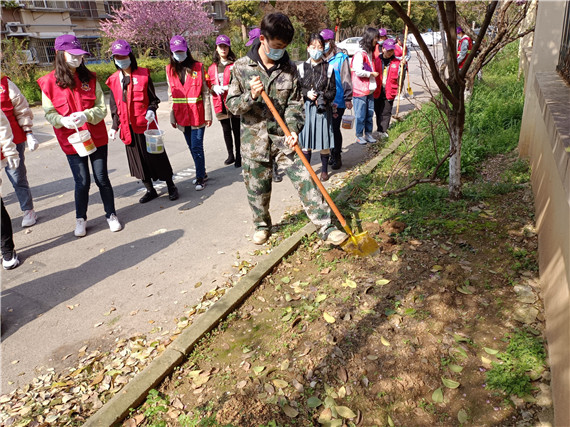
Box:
[457,35,473,69]
[351,51,376,97]
[37,71,108,155]
[167,62,205,127]
[0,76,26,144]
[106,67,156,145]
[207,63,234,114]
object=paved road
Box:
[0,47,436,393]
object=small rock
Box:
[514,285,537,304]
[513,306,539,324]
[535,383,553,407]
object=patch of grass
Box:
[486,329,546,397]
[502,159,531,184]
[143,389,170,427]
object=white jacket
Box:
[1,110,19,168]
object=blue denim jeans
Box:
[183,126,206,180]
[66,144,116,220]
[353,94,374,137]
[4,143,33,211]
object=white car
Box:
[336,37,362,56]
[408,31,443,47]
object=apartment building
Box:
[1,0,227,65]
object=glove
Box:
[307,89,318,101]
[71,112,87,127]
[26,133,39,151]
[6,155,20,170]
[212,85,225,96]
[108,129,117,140]
[145,110,155,124]
[60,116,77,130]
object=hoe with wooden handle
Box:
[260,90,379,257]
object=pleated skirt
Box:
[299,101,334,151]
[125,127,173,182]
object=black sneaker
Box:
[192,174,208,185]
[331,156,342,170]
[139,190,158,204]
[235,157,242,168]
[224,155,235,165]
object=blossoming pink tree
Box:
[100,0,216,55]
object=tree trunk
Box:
[241,23,247,41]
[448,91,466,199]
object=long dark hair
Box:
[113,52,139,72]
[360,27,379,54]
[54,50,95,89]
[169,49,197,77]
[212,46,236,65]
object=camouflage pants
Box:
[242,145,335,239]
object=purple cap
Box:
[216,34,231,46]
[245,28,261,46]
[170,35,188,52]
[54,34,89,55]
[111,39,131,56]
[320,29,334,41]
[378,28,387,37]
[382,39,396,51]
[456,26,463,34]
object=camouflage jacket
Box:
[225,47,304,162]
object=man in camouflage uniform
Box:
[226,12,348,246]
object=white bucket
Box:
[144,119,165,154]
[341,110,355,130]
[68,127,96,157]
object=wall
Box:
[518,2,570,426]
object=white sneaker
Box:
[74,218,87,237]
[192,174,208,185]
[252,230,270,245]
[21,209,37,227]
[356,136,368,145]
[380,132,389,140]
[324,230,349,246]
[107,214,122,232]
[2,251,20,270]
[365,134,377,143]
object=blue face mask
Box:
[114,58,131,69]
[308,49,323,61]
[263,40,285,61]
[324,42,331,53]
[173,51,187,62]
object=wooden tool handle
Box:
[259,90,348,229]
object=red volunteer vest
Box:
[207,62,234,114]
[383,57,401,100]
[106,67,156,145]
[351,51,376,97]
[457,35,473,69]
[167,62,205,127]
[37,71,108,155]
[0,76,27,144]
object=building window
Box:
[104,0,122,15]
[557,2,570,84]
[69,1,99,18]
[28,38,56,64]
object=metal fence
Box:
[557,1,570,83]
[29,37,103,65]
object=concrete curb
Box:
[84,133,407,426]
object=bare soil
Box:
[132,153,552,427]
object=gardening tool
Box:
[260,90,379,257]
[406,69,414,97]
[394,0,412,121]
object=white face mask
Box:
[173,51,187,63]
[64,51,83,69]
